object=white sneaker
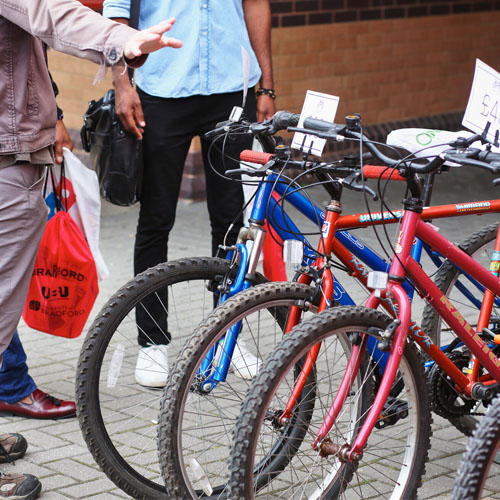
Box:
[229,340,262,380]
[135,345,169,388]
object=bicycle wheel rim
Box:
[159,284,318,499]
[229,307,431,499]
[76,258,243,498]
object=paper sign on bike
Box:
[463,59,500,144]
[292,90,339,156]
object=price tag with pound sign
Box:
[462,59,500,144]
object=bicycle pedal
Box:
[375,397,409,429]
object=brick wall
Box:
[270,0,500,27]
[81,1,500,25]
[271,11,500,125]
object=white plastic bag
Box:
[45,148,109,281]
[387,128,500,166]
[387,129,474,163]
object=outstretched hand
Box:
[124,18,182,59]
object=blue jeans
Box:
[0,331,36,404]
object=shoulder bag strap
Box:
[127,0,142,82]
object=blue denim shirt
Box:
[103,0,262,98]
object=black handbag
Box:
[81,90,143,206]
[80,0,142,207]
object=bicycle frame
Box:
[311,201,500,460]
[199,167,500,389]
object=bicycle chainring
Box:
[429,352,477,420]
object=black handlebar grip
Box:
[303,117,336,132]
[478,149,500,163]
[270,111,300,132]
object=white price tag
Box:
[292,90,339,156]
[462,59,500,144]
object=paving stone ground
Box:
[3,166,500,499]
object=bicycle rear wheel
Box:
[229,306,432,499]
[422,222,500,436]
[158,281,318,499]
[422,222,499,347]
[76,257,265,499]
[452,393,500,499]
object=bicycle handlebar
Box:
[205,110,301,140]
[443,149,500,173]
[204,120,234,139]
[209,111,500,180]
[362,165,405,181]
[240,150,274,164]
[303,117,346,135]
[237,150,405,182]
[301,116,500,176]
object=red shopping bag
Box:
[22,211,99,338]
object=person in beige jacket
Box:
[0,1,181,498]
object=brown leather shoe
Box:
[0,389,76,419]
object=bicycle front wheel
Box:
[76,256,265,499]
[452,393,500,499]
[229,306,432,500]
[158,281,318,499]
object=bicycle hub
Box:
[319,441,361,463]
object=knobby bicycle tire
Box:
[452,393,500,500]
[229,306,432,500]
[76,256,266,499]
[157,281,318,499]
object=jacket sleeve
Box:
[0,0,139,66]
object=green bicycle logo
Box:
[415,129,442,146]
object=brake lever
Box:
[448,134,483,149]
[342,172,378,201]
[493,178,500,187]
[204,120,234,139]
[225,160,275,178]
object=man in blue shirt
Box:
[103,0,275,387]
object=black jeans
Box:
[135,88,256,346]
